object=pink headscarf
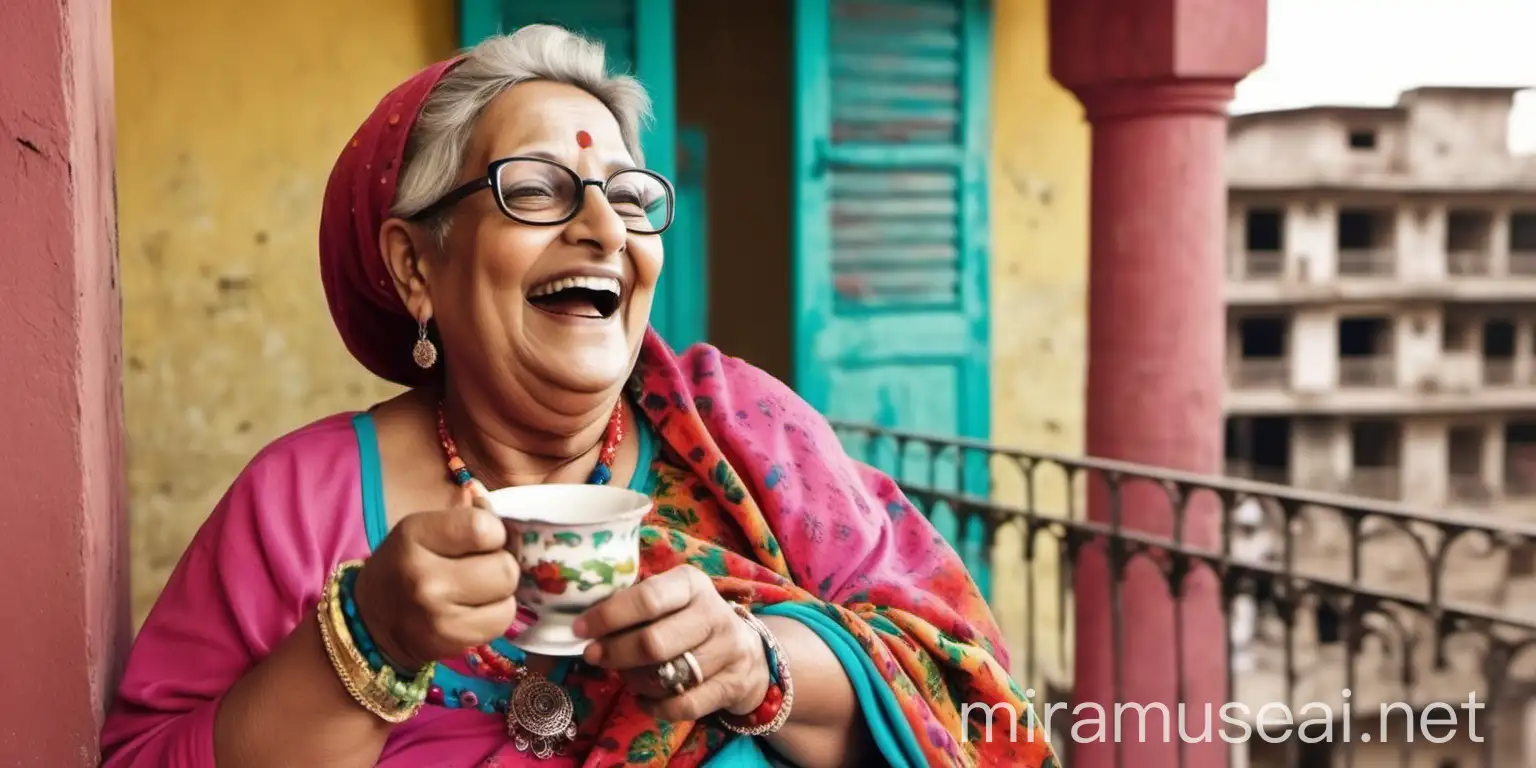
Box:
[318,58,460,388]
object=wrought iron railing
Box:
[831,422,1536,768]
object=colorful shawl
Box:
[605,332,1059,767]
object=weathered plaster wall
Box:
[987,0,1090,689]
[1,0,126,762]
[114,0,455,624]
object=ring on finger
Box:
[656,650,704,695]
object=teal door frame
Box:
[457,0,706,350]
[791,0,994,594]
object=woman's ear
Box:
[380,218,435,322]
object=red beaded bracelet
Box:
[717,604,794,736]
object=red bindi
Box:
[575,130,593,149]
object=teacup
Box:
[473,483,652,656]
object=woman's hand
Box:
[352,508,521,670]
[575,565,770,721]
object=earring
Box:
[412,319,438,369]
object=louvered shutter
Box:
[793,0,993,590]
[460,1,705,349]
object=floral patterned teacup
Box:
[473,483,652,656]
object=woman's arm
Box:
[100,441,398,768]
[756,615,872,768]
[209,615,391,768]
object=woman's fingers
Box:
[585,607,715,671]
[437,594,523,649]
[408,508,508,557]
[439,550,521,607]
[576,565,710,638]
[638,675,741,723]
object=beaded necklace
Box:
[433,398,625,758]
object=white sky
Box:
[1230,0,1536,153]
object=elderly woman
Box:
[100,25,1056,768]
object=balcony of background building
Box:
[1345,419,1401,499]
[1232,206,1286,281]
[1232,357,1288,389]
[1509,211,1536,276]
[1448,424,1495,505]
[1482,318,1518,385]
[1229,203,1536,307]
[1337,356,1395,388]
[1342,466,1401,499]
[1336,207,1397,278]
[833,422,1536,768]
[1446,208,1495,277]
[1224,459,1290,485]
[1337,315,1394,388]
[1231,313,1290,390]
[1504,426,1536,499]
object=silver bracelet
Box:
[718,603,794,736]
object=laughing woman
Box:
[99,24,1058,768]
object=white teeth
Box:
[528,275,621,298]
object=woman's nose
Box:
[564,185,628,254]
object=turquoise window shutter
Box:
[456,1,705,350]
[793,0,994,594]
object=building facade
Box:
[1224,86,1536,510]
[1223,87,1536,768]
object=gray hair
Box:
[391,24,652,223]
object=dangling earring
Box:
[412,319,438,369]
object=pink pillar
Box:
[0,0,127,765]
[1050,1,1266,766]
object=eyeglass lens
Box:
[495,159,670,233]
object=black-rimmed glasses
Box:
[409,156,675,235]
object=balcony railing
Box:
[1337,248,1397,277]
[1510,250,1536,276]
[1231,357,1289,389]
[1447,250,1493,276]
[832,422,1536,768]
[1224,461,1290,486]
[1343,466,1402,500]
[1338,355,1395,388]
[1484,358,1519,387]
[1238,251,1284,280]
[1448,473,1494,504]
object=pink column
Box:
[1050,1,1266,766]
[0,0,126,764]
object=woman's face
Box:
[403,80,663,413]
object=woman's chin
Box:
[523,342,635,399]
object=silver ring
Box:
[656,650,704,695]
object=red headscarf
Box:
[318,58,461,388]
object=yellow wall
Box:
[114,0,455,624]
[988,0,1089,690]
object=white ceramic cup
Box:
[473,483,652,656]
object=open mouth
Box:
[527,275,622,320]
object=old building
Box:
[1223,86,1536,768]
[1224,86,1536,510]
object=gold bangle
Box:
[316,560,429,723]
